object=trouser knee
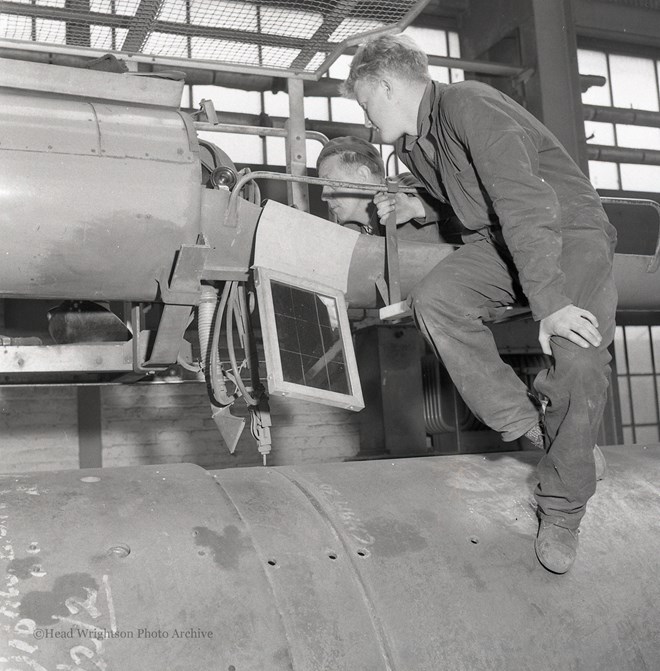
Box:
[409,279,465,327]
[555,342,609,389]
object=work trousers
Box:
[409,228,617,528]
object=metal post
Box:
[527,0,588,171]
[285,77,310,212]
[77,386,102,468]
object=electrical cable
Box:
[207,282,235,406]
[226,281,259,406]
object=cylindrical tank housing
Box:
[0,61,203,301]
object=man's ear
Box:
[355,164,376,183]
[380,77,393,98]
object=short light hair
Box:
[342,34,430,98]
[316,136,385,178]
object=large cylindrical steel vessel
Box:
[0,61,203,302]
[1,446,658,670]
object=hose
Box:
[198,283,234,406]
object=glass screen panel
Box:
[271,281,350,394]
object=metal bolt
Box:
[107,544,131,558]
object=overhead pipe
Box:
[583,104,660,129]
[586,144,660,166]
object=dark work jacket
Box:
[395,80,617,321]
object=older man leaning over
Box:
[316,135,456,242]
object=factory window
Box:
[579,48,660,193]
[614,326,660,444]
[580,46,660,445]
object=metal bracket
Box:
[128,304,155,373]
[144,304,194,367]
[194,98,219,125]
[158,238,211,305]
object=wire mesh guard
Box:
[0,0,429,75]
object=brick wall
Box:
[0,387,79,473]
[0,383,362,474]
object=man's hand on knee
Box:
[539,304,602,356]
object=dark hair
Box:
[342,33,430,98]
[316,136,385,177]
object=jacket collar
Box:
[402,80,447,152]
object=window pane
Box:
[330,97,366,124]
[620,164,660,192]
[625,326,653,373]
[584,121,615,145]
[305,97,330,121]
[588,161,620,189]
[263,91,289,117]
[630,376,658,424]
[306,140,322,169]
[191,85,261,114]
[616,124,660,150]
[652,326,660,370]
[578,49,612,106]
[265,137,286,166]
[635,425,660,444]
[403,26,448,56]
[181,85,193,109]
[448,32,461,58]
[610,54,659,111]
[429,65,450,83]
[197,131,262,164]
[617,377,632,424]
[448,31,463,81]
[614,326,627,375]
[328,54,352,80]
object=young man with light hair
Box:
[343,34,617,574]
[316,135,454,242]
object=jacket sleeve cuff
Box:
[416,195,452,224]
[530,294,573,322]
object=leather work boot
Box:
[594,444,607,481]
[535,520,579,574]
